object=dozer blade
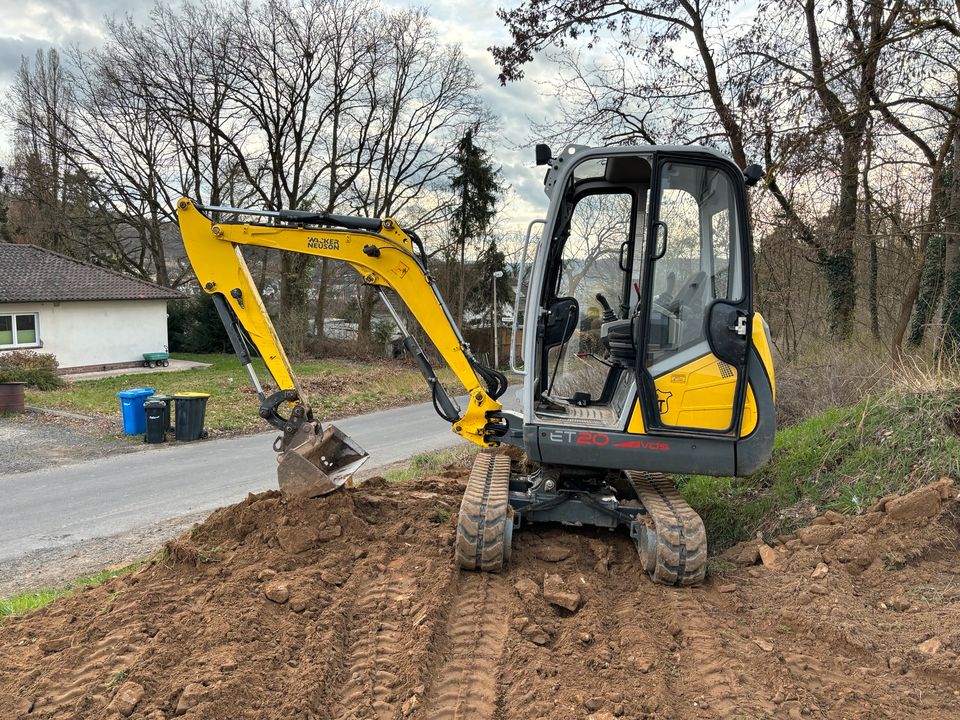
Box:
[277,424,369,498]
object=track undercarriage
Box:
[455,452,708,586]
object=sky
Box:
[0,0,566,230]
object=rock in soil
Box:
[542,573,581,611]
[176,682,206,715]
[520,621,551,646]
[535,543,571,562]
[514,576,540,601]
[0,474,958,719]
[917,638,943,655]
[275,525,318,554]
[758,543,781,569]
[107,682,144,717]
[885,482,946,521]
[263,580,290,604]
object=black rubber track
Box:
[455,453,513,572]
[626,471,708,586]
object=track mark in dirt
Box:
[37,627,141,712]
[335,573,418,720]
[613,591,657,652]
[666,590,742,717]
[611,590,671,699]
[422,572,510,720]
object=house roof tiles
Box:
[0,243,184,303]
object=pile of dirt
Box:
[2,462,959,719]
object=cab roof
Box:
[541,143,740,199]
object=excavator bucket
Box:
[277,424,369,498]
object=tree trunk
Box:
[869,236,880,341]
[458,238,466,327]
[939,144,960,358]
[941,249,960,360]
[279,253,312,359]
[256,248,269,294]
[862,151,879,341]
[908,234,945,346]
[357,285,377,349]
[891,263,923,361]
[313,258,331,339]
[893,142,955,357]
[820,248,856,338]
[825,137,861,338]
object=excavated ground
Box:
[1,458,959,720]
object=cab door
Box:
[636,155,753,435]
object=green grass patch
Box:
[27,353,463,435]
[678,388,960,552]
[0,561,145,619]
[430,506,452,524]
[104,670,128,687]
[382,445,478,483]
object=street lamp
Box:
[492,270,504,369]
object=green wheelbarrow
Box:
[143,352,170,368]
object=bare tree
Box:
[6,49,82,255]
[862,3,960,355]
[5,0,494,358]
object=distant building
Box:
[0,244,183,372]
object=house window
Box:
[0,313,41,349]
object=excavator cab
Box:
[487,144,777,584]
[517,144,774,478]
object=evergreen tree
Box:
[0,167,11,243]
[466,238,514,323]
[449,127,502,325]
[167,294,231,354]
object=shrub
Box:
[0,350,62,389]
[168,294,231,354]
[0,349,59,372]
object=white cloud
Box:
[388,1,566,226]
[0,0,564,228]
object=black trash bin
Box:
[144,399,167,444]
[174,392,210,441]
[148,394,174,432]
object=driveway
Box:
[0,400,469,595]
[59,358,211,382]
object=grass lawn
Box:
[27,353,464,436]
[0,562,145,618]
[679,386,960,551]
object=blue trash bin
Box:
[117,387,155,434]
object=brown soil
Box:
[2,463,959,719]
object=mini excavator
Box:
[177,144,775,585]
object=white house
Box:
[0,244,183,372]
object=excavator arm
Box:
[176,198,507,496]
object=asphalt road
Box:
[0,400,467,593]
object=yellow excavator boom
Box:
[176,198,506,496]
